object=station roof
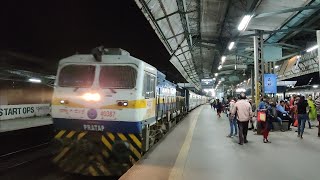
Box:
[136,0,320,90]
[1,1,320,91]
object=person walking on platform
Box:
[227,97,237,137]
[210,99,214,108]
[315,96,320,137]
[297,96,309,139]
[307,96,317,128]
[216,99,222,118]
[231,93,253,145]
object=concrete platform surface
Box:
[120,104,320,180]
[0,116,52,132]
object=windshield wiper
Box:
[109,88,117,94]
[74,87,80,92]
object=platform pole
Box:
[317,30,320,78]
[253,30,264,108]
[251,68,254,100]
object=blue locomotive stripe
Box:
[53,118,144,134]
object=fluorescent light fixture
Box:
[237,15,252,31]
[312,85,319,88]
[221,56,226,63]
[306,45,318,52]
[235,88,246,93]
[215,73,218,77]
[28,78,41,83]
[274,65,279,69]
[218,65,222,70]
[228,42,235,50]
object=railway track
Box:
[0,142,52,172]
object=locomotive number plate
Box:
[100,110,117,119]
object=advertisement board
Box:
[264,74,277,94]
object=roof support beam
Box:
[239,27,317,38]
[166,32,186,40]
[254,5,320,19]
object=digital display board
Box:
[264,74,277,94]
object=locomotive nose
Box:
[112,141,131,162]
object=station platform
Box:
[0,116,52,132]
[120,104,320,180]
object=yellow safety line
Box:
[96,155,111,176]
[168,106,203,180]
[102,150,109,158]
[129,134,142,149]
[54,130,66,139]
[66,131,76,138]
[98,165,111,176]
[107,133,115,142]
[130,146,142,159]
[53,147,70,163]
[88,166,99,176]
[117,133,127,141]
[74,164,85,173]
[101,135,112,151]
[77,132,87,140]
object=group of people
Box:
[210,98,225,118]
[215,93,320,145]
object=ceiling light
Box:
[244,80,247,83]
[237,15,252,31]
[306,45,318,52]
[274,65,279,69]
[236,88,246,93]
[215,73,218,77]
[312,85,319,88]
[221,56,226,63]
[218,65,222,70]
[228,42,235,50]
[28,78,41,83]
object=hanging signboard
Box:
[264,74,277,94]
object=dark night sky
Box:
[0,0,186,82]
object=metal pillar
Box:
[317,30,320,78]
[265,62,274,74]
[251,68,254,100]
[254,30,264,106]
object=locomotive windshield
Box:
[99,66,137,89]
[58,65,95,87]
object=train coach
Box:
[51,48,206,176]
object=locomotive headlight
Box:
[117,100,128,106]
[60,100,69,104]
[82,93,101,101]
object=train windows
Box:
[143,73,156,98]
[58,65,95,87]
[99,66,137,89]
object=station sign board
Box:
[264,74,277,94]
[0,104,50,120]
[201,79,214,86]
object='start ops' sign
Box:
[0,104,50,120]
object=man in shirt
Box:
[276,100,292,131]
[231,93,253,145]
